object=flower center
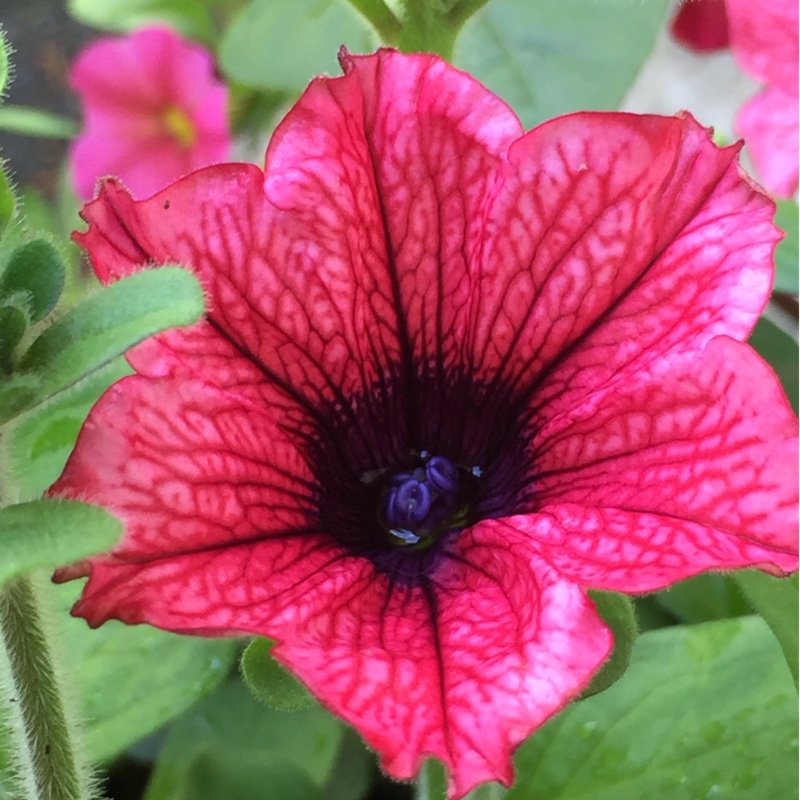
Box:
[379,453,479,548]
[162,105,196,148]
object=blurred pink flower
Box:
[69,26,231,200]
[727,0,799,197]
[670,0,798,197]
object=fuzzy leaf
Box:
[0,28,9,97]
[241,638,316,712]
[581,591,637,698]
[0,499,121,585]
[4,358,130,501]
[734,571,798,687]
[0,267,204,424]
[0,239,65,323]
[0,303,27,372]
[0,167,14,236]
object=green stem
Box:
[347,0,403,45]
[0,574,96,800]
[399,0,458,59]
[447,0,491,28]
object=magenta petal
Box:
[58,526,611,798]
[52,373,319,574]
[271,520,611,798]
[529,337,798,590]
[264,49,522,377]
[474,111,775,399]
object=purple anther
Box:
[426,455,459,495]
[388,479,432,527]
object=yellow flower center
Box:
[162,106,196,148]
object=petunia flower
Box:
[727,0,799,197]
[69,26,231,201]
[51,50,798,798]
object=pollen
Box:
[162,105,196,148]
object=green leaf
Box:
[0,107,78,139]
[453,0,670,129]
[581,591,636,698]
[416,759,505,800]
[654,573,750,624]
[219,0,373,92]
[774,200,798,294]
[4,358,131,501]
[144,679,344,800]
[67,0,217,43]
[507,617,798,800]
[0,167,15,236]
[734,571,798,688]
[0,27,10,97]
[0,303,27,372]
[44,579,237,763]
[0,267,204,424]
[748,315,798,413]
[241,638,316,711]
[0,499,121,585]
[0,239,65,323]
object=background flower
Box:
[670,0,730,53]
[50,50,798,798]
[669,0,798,197]
[69,25,231,200]
[727,0,799,197]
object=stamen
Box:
[426,456,459,494]
[387,480,432,527]
[389,528,422,545]
[380,453,476,547]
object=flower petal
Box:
[77,49,523,415]
[473,111,776,404]
[726,0,799,94]
[525,337,798,590]
[80,517,610,798]
[51,371,322,588]
[736,87,799,198]
[277,521,610,799]
[265,48,522,378]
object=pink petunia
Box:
[670,0,799,197]
[727,0,799,197]
[69,26,231,200]
[51,50,798,798]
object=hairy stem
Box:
[0,574,96,800]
